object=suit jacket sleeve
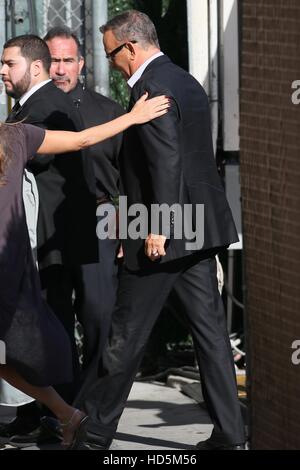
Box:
[131,81,181,213]
[23,100,79,172]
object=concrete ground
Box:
[0,381,214,451]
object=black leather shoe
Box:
[0,417,39,440]
[40,416,63,441]
[9,424,61,448]
[75,441,112,450]
[79,432,112,450]
[196,439,245,450]
[80,441,111,450]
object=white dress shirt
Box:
[127,52,164,89]
[19,79,52,106]
[20,80,51,266]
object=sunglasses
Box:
[105,41,137,60]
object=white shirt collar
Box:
[19,79,52,106]
[127,52,164,89]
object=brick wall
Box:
[240,0,300,449]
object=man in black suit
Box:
[0,34,91,442]
[44,26,124,372]
[77,11,245,451]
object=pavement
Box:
[0,380,216,451]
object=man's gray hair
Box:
[100,10,160,50]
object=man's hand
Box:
[145,234,167,261]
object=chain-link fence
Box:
[5,0,95,86]
[6,0,85,42]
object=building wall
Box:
[240,0,300,449]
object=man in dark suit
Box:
[44,26,124,372]
[0,34,91,442]
[77,11,246,451]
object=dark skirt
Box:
[0,248,72,387]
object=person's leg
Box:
[40,265,80,403]
[74,237,119,372]
[75,265,180,445]
[0,365,86,447]
[172,256,245,446]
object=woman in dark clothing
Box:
[0,93,169,448]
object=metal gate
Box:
[5,0,95,85]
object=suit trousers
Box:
[78,253,245,446]
[39,238,119,397]
[74,236,120,373]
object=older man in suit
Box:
[44,26,124,373]
[76,10,246,451]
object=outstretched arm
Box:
[36,93,169,155]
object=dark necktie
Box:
[6,101,21,123]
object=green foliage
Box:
[162,0,171,16]
[108,0,134,19]
[108,0,134,108]
[109,69,130,109]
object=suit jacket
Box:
[68,83,124,199]
[121,55,238,270]
[11,81,98,268]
